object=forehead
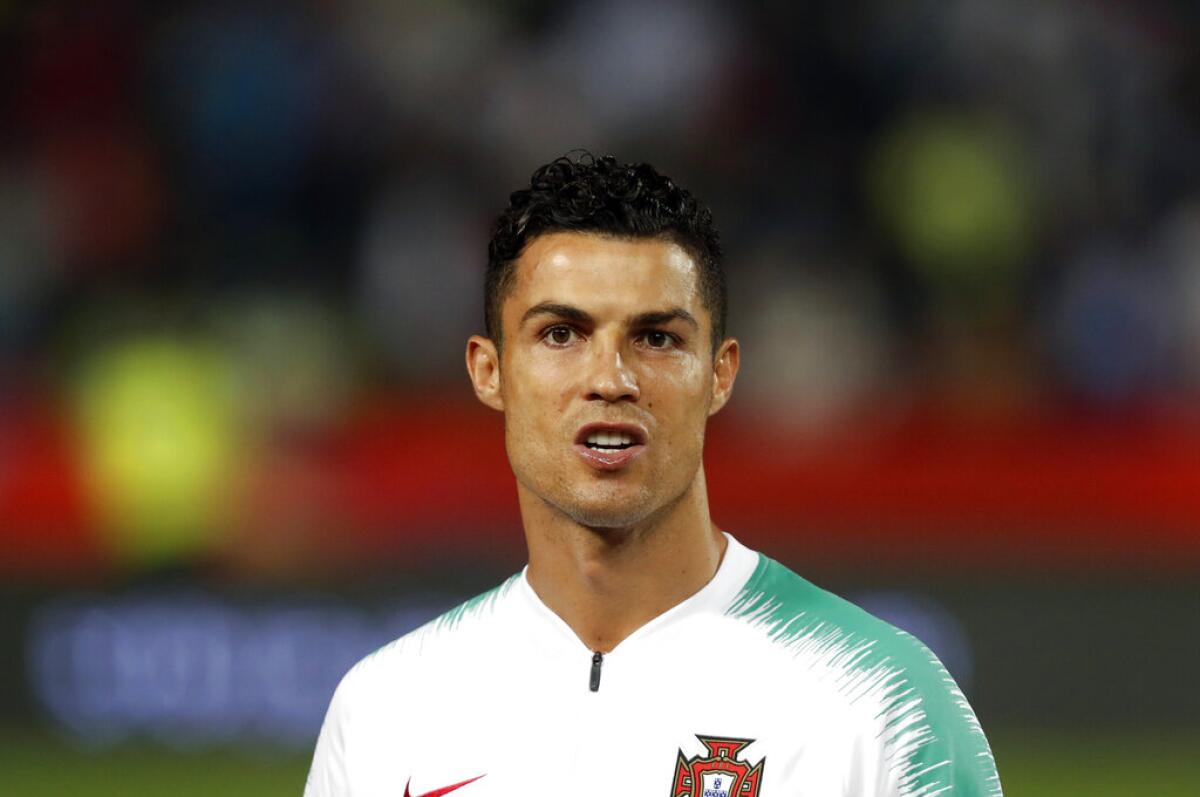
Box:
[505,231,704,320]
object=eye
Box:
[641,330,675,349]
[544,325,578,346]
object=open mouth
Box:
[573,424,647,471]
[583,430,638,452]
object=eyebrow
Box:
[630,308,699,330]
[521,302,699,330]
[521,302,593,326]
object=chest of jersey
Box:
[346,618,868,797]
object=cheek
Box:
[644,362,712,441]
[658,353,708,391]
[505,352,569,401]
[503,360,575,437]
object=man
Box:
[305,155,1002,796]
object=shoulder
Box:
[336,572,524,702]
[726,553,1002,795]
[305,574,525,796]
[728,553,940,677]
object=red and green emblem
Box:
[670,736,764,797]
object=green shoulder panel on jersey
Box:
[359,573,521,664]
[727,554,1002,797]
[432,572,522,633]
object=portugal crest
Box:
[670,736,764,797]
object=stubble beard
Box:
[516,454,699,538]
[506,412,707,538]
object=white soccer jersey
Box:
[305,534,1002,797]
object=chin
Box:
[564,478,699,532]
[560,486,657,530]
[569,508,650,532]
[567,504,652,530]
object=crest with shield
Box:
[670,735,764,797]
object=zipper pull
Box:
[589,651,603,692]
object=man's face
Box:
[467,231,738,530]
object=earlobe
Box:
[466,335,504,412]
[708,338,740,417]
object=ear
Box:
[466,335,504,412]
[708,337,740,417]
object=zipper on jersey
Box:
[589,651,604,692]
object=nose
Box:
[585,342,639,403]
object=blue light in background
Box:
[26,594,457,749]
[851,590,974,693]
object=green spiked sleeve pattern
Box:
[727,555,1003,796]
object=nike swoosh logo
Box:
[403,774,485,797]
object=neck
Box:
[520,469,728,653]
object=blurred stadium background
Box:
[1,1,1198,794]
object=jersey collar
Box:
[516,532,759,656]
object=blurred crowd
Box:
[2,0,1199,575]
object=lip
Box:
[573,422,647,472]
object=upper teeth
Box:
[587,431,634,447]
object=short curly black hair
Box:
[485,153,726,352]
